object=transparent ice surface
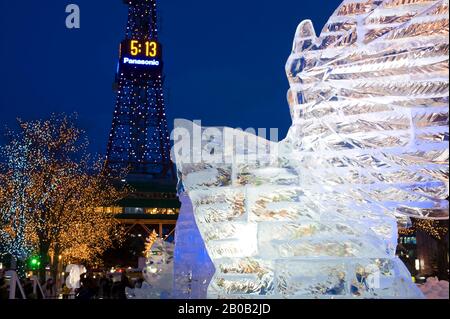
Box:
[127,238,175,299]
[172,193,215,299]
[173,0,449,298]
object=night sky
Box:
[0,0,341,155]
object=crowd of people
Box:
[0,268,144,300]
[74,272,143,300]
[0,269,54,299]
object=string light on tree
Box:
[0,114,130,279]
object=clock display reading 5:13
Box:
[130,40,158,57]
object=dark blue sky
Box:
[0,0,341,155]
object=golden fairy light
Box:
[0,114,130,274]
[144,230,159,256]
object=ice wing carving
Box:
[173,0,448,298]
[285,0,449,221]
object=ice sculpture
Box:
[65,264,86,290]
[172,0,449,298]
[173,193,215,299]
[127,234,175,299]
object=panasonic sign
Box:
[123,57,160,66]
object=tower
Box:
[101,1,180,269]
[106,0,174,179]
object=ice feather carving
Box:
[285,0,449,221]
[173,0,448,298]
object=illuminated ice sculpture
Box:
[65,264,86,290]
[172,0,449,298]
[127,236,175,299]
[172,193,215,299]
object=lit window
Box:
[125,207,144,214]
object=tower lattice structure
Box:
[106,0,173,179]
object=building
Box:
[398,219,449,282]
[102,0,180,268]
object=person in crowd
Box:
[107,274,114,298]
[99,274,112,299]
[22,278,37,299]
[111,272,132,299]
[61,283,71,299]
[43,278,56,299]
[134,277,144,289]
[90,274,100,298]
[75,274,95,299]
[0,269,9,299]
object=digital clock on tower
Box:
[122,39,160,58]
[119,39,162,73]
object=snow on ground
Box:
[418,277,449,299]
